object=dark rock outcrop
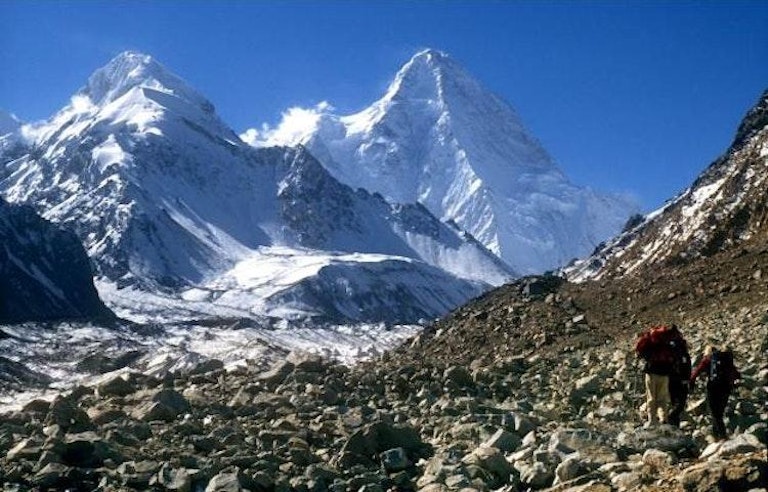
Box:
[0,198,112,323]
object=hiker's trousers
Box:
[706,382,731,438]
[645,373,670,424]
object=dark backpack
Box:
[670,342,691,379]
[709,350,735,385]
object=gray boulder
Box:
[153,463,192,492]
[483,428,522,453]
[97,374,137,397]
[381,447,410,472]
[205,469,243,492]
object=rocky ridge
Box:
[568,89,768,282]
[0,198,112,324]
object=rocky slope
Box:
[0,197,111,324]
[568,89,768,282]
[0,266,765,491]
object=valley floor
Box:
[0,289,765,491]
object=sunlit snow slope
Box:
[245,49,638,274]
[0,52,511,323]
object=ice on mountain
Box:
[84,51,213,112]
[0,51,512,324]
[245,48,638,274]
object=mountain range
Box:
[0,50,633,324]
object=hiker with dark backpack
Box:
[690,345,741,439]
[635,325,676,426]
[667,325,692,427]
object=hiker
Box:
[667,324,692,427]
[690,345,741,439]
[635,325,676,425]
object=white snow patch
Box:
[91,135,132,172]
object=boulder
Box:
[517,461,554,489]
[616,425,697,457]
[133,401,179,422]
[22,399,51,414]
[133,389,190,422]
[87,407,127,426]
[678,455,768,492]
[641,448,675,469]
[482,428,522,453]
[153,463,192,492]
[205,469,244,492]
[257,360,295,389]
[97,374,137,397]
[570,375,601,402]
[32,462,70,488]
[153,388,190,413]
[61,431,119,467]
[463,446,513,485]
[510,413,536,436]
[548,429,619,467]
[381,447,410,472]
[554,456,587,484]
[611,471,642,491]
[340,421,425,459]
[45,396,92,432]
[443,366,473,388]
[116,460,160,489]
[287,352,326,373]
[6,437,43,461]
[700,433,763,460]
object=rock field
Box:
[1,244,767,491]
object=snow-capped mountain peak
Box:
[245,48,638,274]
[83,51,212,113]
[382,48,451,103]
[0,52,514,324]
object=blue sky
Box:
[1,2,766,211]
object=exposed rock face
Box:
[569,89,768,282]
[0,198,111,323]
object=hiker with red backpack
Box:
[690,345,741,439]
[635,325,677,425]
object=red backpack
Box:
[636,325,669,359]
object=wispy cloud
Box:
[240,101,333,148]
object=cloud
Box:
[240,101,333,148]
[19,124,40,144]
[70,94,96,114]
